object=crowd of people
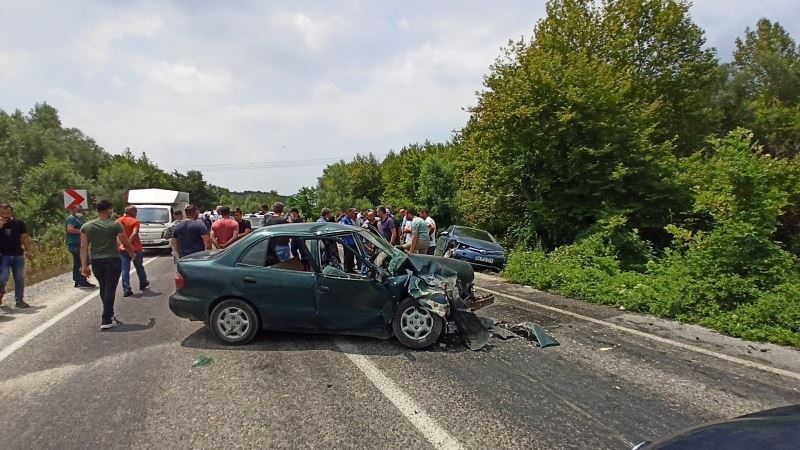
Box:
[1,198,437,329]
[316,206,437,256]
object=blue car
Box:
[434,226,506,272]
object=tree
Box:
[600,0,721,154]
[95,160,148,213]
[16,156,92,233]
[348,153,383,206]
[416,153,459,228]
[458,0,695,247]
[286,186,319,219]
[724,19,800,158]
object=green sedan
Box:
[169,222,493,349]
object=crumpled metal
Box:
[407,273,455,319]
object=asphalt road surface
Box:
[1,255,799,449]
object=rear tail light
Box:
[175,272,185,289]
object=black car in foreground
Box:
[434,226,506,271]
[633,405,800,449]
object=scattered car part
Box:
[192,354,214,368]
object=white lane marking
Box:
[333,338,464,450]
[476,285,800,381]
[0,257,159,364]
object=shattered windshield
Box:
[358,229,409,275]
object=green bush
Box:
[503,131,800,348]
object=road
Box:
[1,255,798,449]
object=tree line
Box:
[303,0,799,255]
[299,0,800,345]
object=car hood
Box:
[407,254,474,284]
[452,236,504,253]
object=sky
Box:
[2,0,799,195]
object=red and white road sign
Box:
[63,189,88,209]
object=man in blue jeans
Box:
[65,205,95,288]
[0,203,33,308]
[117,205,149,297]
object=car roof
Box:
[252,222,362,237]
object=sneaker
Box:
[75,281,96,288]
[139,281,150,291]
[123,290,133,297]
[15,300,30,308]
[100,317,120,330]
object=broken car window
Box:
[239,238,268,266]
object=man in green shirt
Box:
[65,205,94,288]
[403,208,431,255]
[80,200,135,330]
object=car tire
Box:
[392,298,444,349]
[209,299,260,345]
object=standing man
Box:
[171,205,212,259]
[210,206,239,249]
[420,209,437,255]
[264,202,291,261]
[66,205,94,288]
[339,208,358,273]
[399,208,413,247]
[317,208,333,223]
[80,200,135,330]
[260,203,272,226]
[403,208,430,255]
[289,207,303,223]
[0,204,33,308]
[377,207,397,244]
[233,208,252,241]
[117,206,150,297]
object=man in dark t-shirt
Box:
[0,204,33,308]
[264,202,290,261]
[171,205,211,258]
[234,209,252,238]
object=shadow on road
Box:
[0,314,15,322]
[1,304,47,315]
[137,290,163,299]
[108,317,156,332]
[179,326,471,357]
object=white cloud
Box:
[270,11,339,50]
[146,62,238,95]
[74,12,163,65]
[4,1,799,195]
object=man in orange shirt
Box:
[210,206,239,249]
[117,205,150,297]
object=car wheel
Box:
[392,298,444,349]
[209,299,259,345]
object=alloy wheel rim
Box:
[400,306,433,340]
[216,306,250,338]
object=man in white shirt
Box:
[420,209,437,255]
[400,209,412,245]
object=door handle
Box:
[319,285,330,292]
[242,277,257,283]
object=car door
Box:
[434,226,454,256]
[235,237,317,330]
[312,235,394,335]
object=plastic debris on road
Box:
[192,354,214,368]
[480,319,561,348]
